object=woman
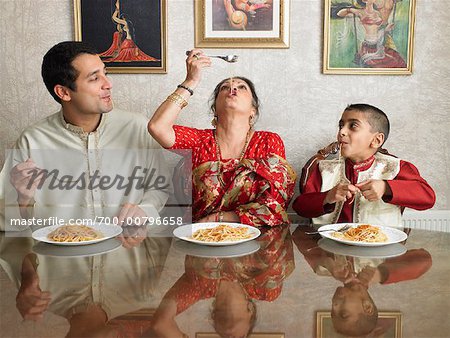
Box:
[148,49,296,227]
[101,0,158,63]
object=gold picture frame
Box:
[197,333,284,338]
[74,0,167,73]
[323,0,416,75]
[194,0,290,48]
[316,311,402,338]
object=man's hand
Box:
[324,183,359,205]
[9,159,44,206]
[356,179,391,201]
[16,254,51,321]
[118,224,148,249]
[116,203,147,226]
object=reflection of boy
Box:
[292,226,432,336]
[293,104,435,226]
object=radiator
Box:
[402,210,450,232]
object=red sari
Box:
[170,125,297,226]
[106,39,158,62]
[99,31,122,58]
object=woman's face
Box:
[214,78,255,117]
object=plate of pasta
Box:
[318,223,407,247]
[173,222,261,246]
[31,223,123,246]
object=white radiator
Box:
[402,210,450,232]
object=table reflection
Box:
[148,226,294,338]
[292,225,432,337]
[0,227,171,337]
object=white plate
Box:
[31,223,123,246]
[172,238,260,258]
[33,238,122,257]
[318,223,407,247]
[173,222,261,246]
[318,238,407,258]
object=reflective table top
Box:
[1,224,449,338]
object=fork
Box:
[185,51,239,63]
[305,224,352,235]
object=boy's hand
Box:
[324,183,359,205]
[356,179,391,201]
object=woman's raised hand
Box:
[184,49,212,88]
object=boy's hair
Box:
[332,310,379,337]
[41,41,98,103]
[344,104,390,145]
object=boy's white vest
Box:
[312,152,402,227]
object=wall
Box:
[0,0,449,210]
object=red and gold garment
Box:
[163,226,295,315]
[170,125,297,226]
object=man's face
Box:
[66,53,113,116]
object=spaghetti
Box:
[332,224,388,243]
[191,224,254,242]
[47,225,104,242]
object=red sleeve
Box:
[266,132,286,159]
[385,161,436,210]
[379,249,432,284]
[292,165,331,218]
[169,125,204,150]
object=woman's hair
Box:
[41,41,98,103]
[209,77,261,119]
[211,298,257,337]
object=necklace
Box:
[214,128,252,187]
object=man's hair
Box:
[344,103,390,145]
[41,41,98,103]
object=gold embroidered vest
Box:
[312,152,402,227]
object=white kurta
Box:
[1,109,171,231]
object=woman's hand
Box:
[184,49,211,89]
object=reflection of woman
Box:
[100,0,158,62]
[336,0,406,68]
[148,49,296,227]
[149,226,294,337]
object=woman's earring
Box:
[211,116,218,128]
[249,115,255,128]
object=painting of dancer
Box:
[74,0,167,73]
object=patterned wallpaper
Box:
[0,0,449,210]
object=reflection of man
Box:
[0,41,170,231]
[0,232,171,336]
[293,226,432,336]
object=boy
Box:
[293,104,435,226]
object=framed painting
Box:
[323,0,416,74]
[316,311,402,338]
[194,0,290,48]
[74,0,167,73]
[197,334,284,338]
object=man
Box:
[0,41,170,231]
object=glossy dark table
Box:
[1,224,449,338]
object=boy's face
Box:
[337,109,382,163]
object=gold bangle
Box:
[166,92,188,109]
